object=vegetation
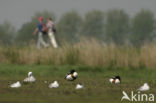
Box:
[0,39,156,68]
[0,8,156,103]
[57,10,82,43]
[81,10,104,39]
[105,9,129,44]
[131,9,155,46]
[16,10,56,43]
[0,21,16,45]
[0,64,156,103]
[0,9,155,46]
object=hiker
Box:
[46,18,58,48]
[33,16,49,49]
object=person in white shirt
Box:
[46,18,58,48]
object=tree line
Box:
[0,9,155,46]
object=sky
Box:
[0,0,156,29]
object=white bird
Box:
[109,76,121,84]
[65,70,78,81]
[10,81,21,88]
[137,83,150,91]
[76,84,84,89]
[66,74,73,81]
[121,91,131,101]
[49,81,59,88]
[23,72,36,83]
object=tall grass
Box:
[0,39,156,68]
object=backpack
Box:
[52,27,57,34]
[41,23,47,34]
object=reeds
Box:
[0,39,156,68]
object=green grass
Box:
[0,64,156,103]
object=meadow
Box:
[0,40,156,103]
[0,64,156,103]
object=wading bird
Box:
[65,69,78,81]
[109,76,121,84]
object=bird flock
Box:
[10,69,83,90]
[10,70,150,92]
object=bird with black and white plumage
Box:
[65,69,78,81]
[109,76,121,84]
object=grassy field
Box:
[0,64,156,103]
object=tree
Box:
[105,9,129,44]
[131,9,155,46]
[0,21,16,45]
[16,10,56,44]
[57,10,82,43]
[81,10,104,39]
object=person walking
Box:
[33,16,49,49]
[46,18,58,48]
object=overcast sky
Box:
[1,0,156,29]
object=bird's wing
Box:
[137,86,143,91]
[23,77,29,82]
[30,76,36,82]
